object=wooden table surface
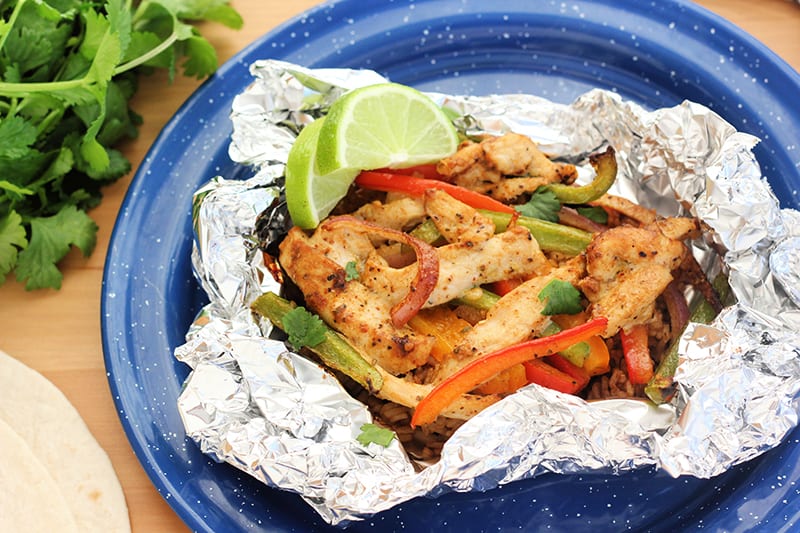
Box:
[1,0,798,530]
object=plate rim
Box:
[101,1,800,531]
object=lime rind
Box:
[285,83,459,229]
[316,83,459,176]
[285,118,358,229]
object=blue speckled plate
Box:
[101,1,800,531]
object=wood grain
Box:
[0,1,797,531]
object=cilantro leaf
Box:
[514,187,561,222]
[199,4,244,29]
[180,34,218,79]
[15,206,98,290]
[0,0,242,290]
[345,260,359,281]
[538,279,583,315]
[0,211,28,285]
[0,116,37,158]
[282,307,327,349]
[356,423,396,447]
[576,206,608,224]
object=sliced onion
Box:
[557,206,606,233]
[321,216,440,328]
[679,251,724,313]
[662,280,690,341]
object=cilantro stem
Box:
[0,8,181,92]
[36,108,66,137]
[0,78,88,96]
[0,0,27,53]
[113,31,180,76]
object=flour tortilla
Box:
[0,349,130,532]
[0,418,78,532]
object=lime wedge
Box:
[316,83,459,175]
[285,118,359,229]
[284,83,459,229]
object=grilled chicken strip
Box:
[361,225,549,309]
[590,194,657,226]
[280,227,434,375]
[427,256,586,384]
[579,219,698,337]
[436,133,577,202]
[424,189,495,245]
[353,195,427,231]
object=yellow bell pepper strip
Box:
[479,209,592,256]
[619,324,654,385]
[250,292,383,393]
[476,364,529,395]
[410,316,608,427]
[581,335,611,376]
[545,146,618,205]
[551,312,610,374]
[408,307,472,362]
[355,171,516,215]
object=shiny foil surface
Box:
[174,60,800,525]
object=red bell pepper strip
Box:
[376,164,444,180]
[410,317,608,427]
[523,359,583,394]
[489,277,525,296]
[355,171,516,215]
[619,324,654,385]
[545,353,591,392]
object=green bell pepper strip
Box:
[479,210,593,256]
[644,285,725,404]
[409,219,442,244]
[412,209,592,256]
[545,146,618,205]
[251,292,383,393]
[455,288,500,310]
[540,321,590,367]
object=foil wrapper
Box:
[174,59,800,525]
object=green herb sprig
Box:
[0,0,242,289]
[538,278,583,315]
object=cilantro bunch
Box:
[0,0,242,290]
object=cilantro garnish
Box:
[576,206,609,224]
[14,207,98,290]
[0,0,243,290]
[282,306,327,349]
[538,279,583,315]
[0,210,27,285]
[344,260,360,281]
[356,423,396,447]
[514,187,561,222]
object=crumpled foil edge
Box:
[174,59,800,525]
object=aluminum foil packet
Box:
[174,59,800,525]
